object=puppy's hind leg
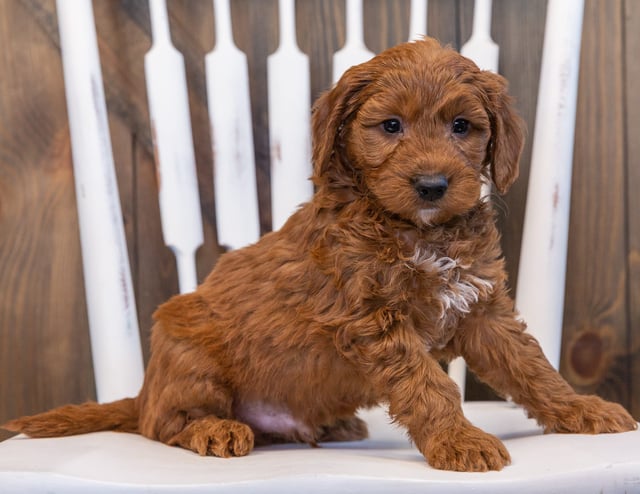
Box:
[167,415,254,457]
[138,291,255,457]
[317,415,369,443]
[139,370,255,458]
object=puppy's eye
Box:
[382,119,403,134]
[452,118,470,135]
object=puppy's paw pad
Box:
[425,425,510,472]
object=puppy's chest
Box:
[392,247,494,341]
[409,248,492,307]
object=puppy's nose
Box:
[414,175,448,202]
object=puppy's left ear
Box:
[311,64,372,190]
[480,72,526,195]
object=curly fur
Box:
[3,38,636,472]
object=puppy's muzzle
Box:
[413,175,448,202]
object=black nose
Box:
[414,175,448,202]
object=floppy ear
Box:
[480,72,526,195]
[311,65,371,191]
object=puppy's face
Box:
[345,60,493,226]
[312,38,525,226]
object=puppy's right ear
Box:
[478,71,526,195]
[311,66,371,191]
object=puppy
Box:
[4,38,636,472]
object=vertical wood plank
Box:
[363,0,409,53]
[0,0,94,426]
[429,0,463,47]
[560,0,630,408]
[624,0,640,418]
[297,0,343,101]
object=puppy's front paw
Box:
[547,395,638,434]
[423,423,511,472]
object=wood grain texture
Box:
[297,0,343,101]
[560,0,630,408]
[489,0,546,289]
[624,0,640,418]
[0,0,637,431]
[0,0,94,422]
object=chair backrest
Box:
[55,0,584,403]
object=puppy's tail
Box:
[1,398,138,438]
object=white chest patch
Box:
[410,249,493,318]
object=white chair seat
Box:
[2,403,638,493]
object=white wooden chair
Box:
[1,0,639,492]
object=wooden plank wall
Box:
[0,0,638,440]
